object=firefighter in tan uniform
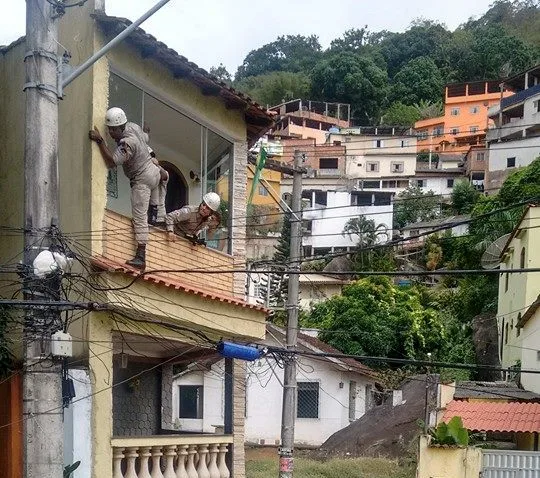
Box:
[89,107,161,270]
[165,192,221,244]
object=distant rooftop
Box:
[270,98,350,124]
[454,381,540,401]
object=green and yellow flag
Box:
[248,146,267,204]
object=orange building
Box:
[415,80,512,156]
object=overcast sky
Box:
[1,0,495,75]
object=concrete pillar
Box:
[232,141,247,298]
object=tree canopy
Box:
[393,187,440,229]
[310,52,388,124]
[303,277,449,363]
[232,1,539,117]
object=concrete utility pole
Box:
[23,2,63,478]
[279,150,304,478]
[21,2,173,477]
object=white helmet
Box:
[105,107,128,127]
[203,192,221,212]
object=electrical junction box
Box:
[51,331,73,357]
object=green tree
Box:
[394,187,440,229]
[0,307,13,378]
[381,102,421,127]
[414,100,444,120]
[389,56,444,105]
[329,27,369,52]
[379,19,452,77]
[234,71,311,107]
[235,35,321,80]
[451,180,480,214]
[209,63,232,83]
[498,156,540,206]
[342,216,388,247]
[464,0,540,50]
[446,25,536,81]
[303,277,447,364]
[310,52,388,124]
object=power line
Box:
[267,347,540,376]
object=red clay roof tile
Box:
[92,256,268,314]
[443,400,540,432]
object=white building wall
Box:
[346,153,417,179]
[172,356,374,447]
[415,176,466,196]
[64,369,92,478]
[488,136,540,172]
[244,356,371,446]
[172,363,225,433]
[520,312,540,394]
[302,191,393,250]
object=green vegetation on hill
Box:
[219,0,539,124]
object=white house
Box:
[281,179,394,256]
[172,325,377,447]
[401,215,470,248]
[486,64,540,192]
[332,128,418,196]
[298,273,348,310]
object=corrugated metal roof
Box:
[454,381,540,401]
[443,400,540,432]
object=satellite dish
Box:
[481,234,511,269]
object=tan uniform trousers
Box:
[149,167,169,223]
[131,165,161,244]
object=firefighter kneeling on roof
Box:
[166,192,221,245]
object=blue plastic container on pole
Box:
[217,341,263,361]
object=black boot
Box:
[126,244,146,270]
[148,205,158,226]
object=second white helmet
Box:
[203,192,221,212]
[105,107,128,127]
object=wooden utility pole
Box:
[23,2,63,478]
[279,150,304,478]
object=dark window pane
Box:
[314,191,327,206]
[179,385,203,419]
[319,158,338,169]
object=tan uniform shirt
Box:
[113,122,154,181]
[165,205,219,236]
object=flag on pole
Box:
[248,146,268,204]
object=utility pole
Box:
[279,150,303,478]
[23,2,63,478]
[21,3,173,478]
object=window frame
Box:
[447,178,454,188]
[107,69,235,254]
[296,381,320,419]
[450,107,460,116]
[391,161,404,173]
[507,157,516,168]
[366,161,380,172]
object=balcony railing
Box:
[112,435,233,478]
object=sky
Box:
[1,0,495,76]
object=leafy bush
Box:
[429,416,469,447]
